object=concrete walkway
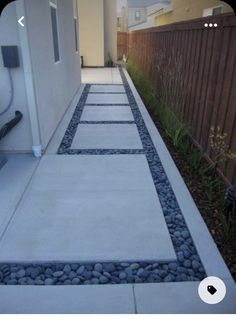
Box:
[0,67,235,313]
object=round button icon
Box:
[198,276,226,304]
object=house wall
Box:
[78,0,105,66]
[0,0,81,153]
[155,0,233,26]
[0,2,32,152]
[128,7,146,28]
[104,0,117,63]
[24,0,81,151]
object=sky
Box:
[127,0,171,8]
[117,0,127,12]
[117,0,171,11]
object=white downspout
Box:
[15,0,42,158]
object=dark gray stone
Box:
[92,271,101,278]
[69,271,77,279]
[111,276,120,283]
[168,262,178,271]
[183,250,191,259]
[192,260,200,270]
[159,270,168,278]
[183,260,192,268]
[130,263,139,270]
[152,263,159,269]
[53,271,64,278]
[45,278,54,285]
[30,267,41,279]
[45,268,53,276]
[180,273,187,281]
[77,266,85,275]
[71,278,80,285]
[91,278,100,284]
[164,274,174,282]
[63,264,71,275]
[103,272,111,279]
[84,280,91,285]
[83,271,92,280]
[182,230,190,239]
[134,276,142,283]
[94,263,103,273]
[35,279,44,285]
[100,276,109,284]
[188,269,195,276]
[27,279,35,285]
[7,279,17,285]
[59,275,68,282]
[120,263,130,268]
[71,264,79,271]
[103,263,115,273]
[16,269,26,279]
[119,272,127,280]
[64,279,72,285]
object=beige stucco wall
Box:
[78,0,105,66]
[155,0,233,26]
[104,0,117,63]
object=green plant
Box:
[209,126,236,175]
[188,148,203,172]
[219,204,236,241]
[178,137,190,154]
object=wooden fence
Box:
[127,13,236,185]
[117,32,128,60]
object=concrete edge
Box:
[0,284,136,314]
[133,280,236,314]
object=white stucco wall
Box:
[0,2,32,152]
[25,0,81,151]
[104,0,117,63]
[0,0,81,153]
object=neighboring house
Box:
[0,0,81,156]
[155,0,234,26]
[117,5,128,32]
[126,0,170,31]
[129,1,170,31]
[78,0,117,67]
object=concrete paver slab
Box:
[0,155,176,262]
[82,68,123,84]
[0,154,38,237]
[86,93,129,105]
[134,281,236,313]
[71,124,143,150]
[81,105,134,122]
[90,85,125,93]
[0,284,135,314]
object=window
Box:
[73,0,79,53]
[50,1,60,62]
[203,6,223,17]
[212,6,223,16]
[135,10,141,21]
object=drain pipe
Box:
[15,0,42,158]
